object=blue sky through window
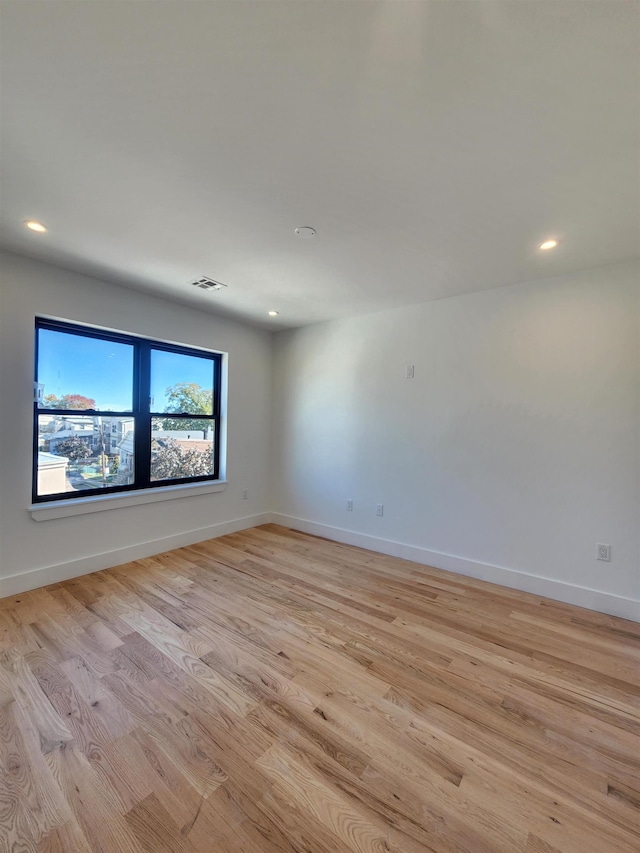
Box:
[38,329,215,412]
[38,330,134,410]
[150,350,214,413]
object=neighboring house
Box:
[152,437,211,454]
[36,452,69,496]
[42,416,96,453]
[40,415,135,456]
[117,430,135,473]
[46,429,94,453]
[108,417,135,452]
[151,429,214,454]
[175,440,211,453]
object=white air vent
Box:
[188,276,227,291]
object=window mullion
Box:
[134,340,151,490]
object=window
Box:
[33,319,222,502]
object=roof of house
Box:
[38,452,69,468]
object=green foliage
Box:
[53,436,92,464]
[160,382,212,431]
[150,439,214,481]
[43,393,97,410]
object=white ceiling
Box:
[1,0,638,330]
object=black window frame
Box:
[33,318,222,503]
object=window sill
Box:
[29,480,228,521]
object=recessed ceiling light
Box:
[295,226,316,238]
[539,239,558,250]
[268,311,279,317]
[24,220,48,233]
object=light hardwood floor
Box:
[0,524,638,852]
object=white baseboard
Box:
[271,513,640,623]
[4,510,638,623]
[0,513,273,598]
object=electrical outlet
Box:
[597,543,611,562]
[376,504,384,517]
[242,489,248,501]
[406,364,414,379]
[346,499,353,511]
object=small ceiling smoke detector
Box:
[268,310,279,317]
[188,276,227,291]
[539,239,558,250]
[24,220,47,233]
[295,226,316,238]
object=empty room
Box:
[0,1,638,851]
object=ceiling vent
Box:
[188,276,227,291]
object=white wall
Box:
[2,252,638,621]
[272,261,640,621]
[0,251,273,593]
